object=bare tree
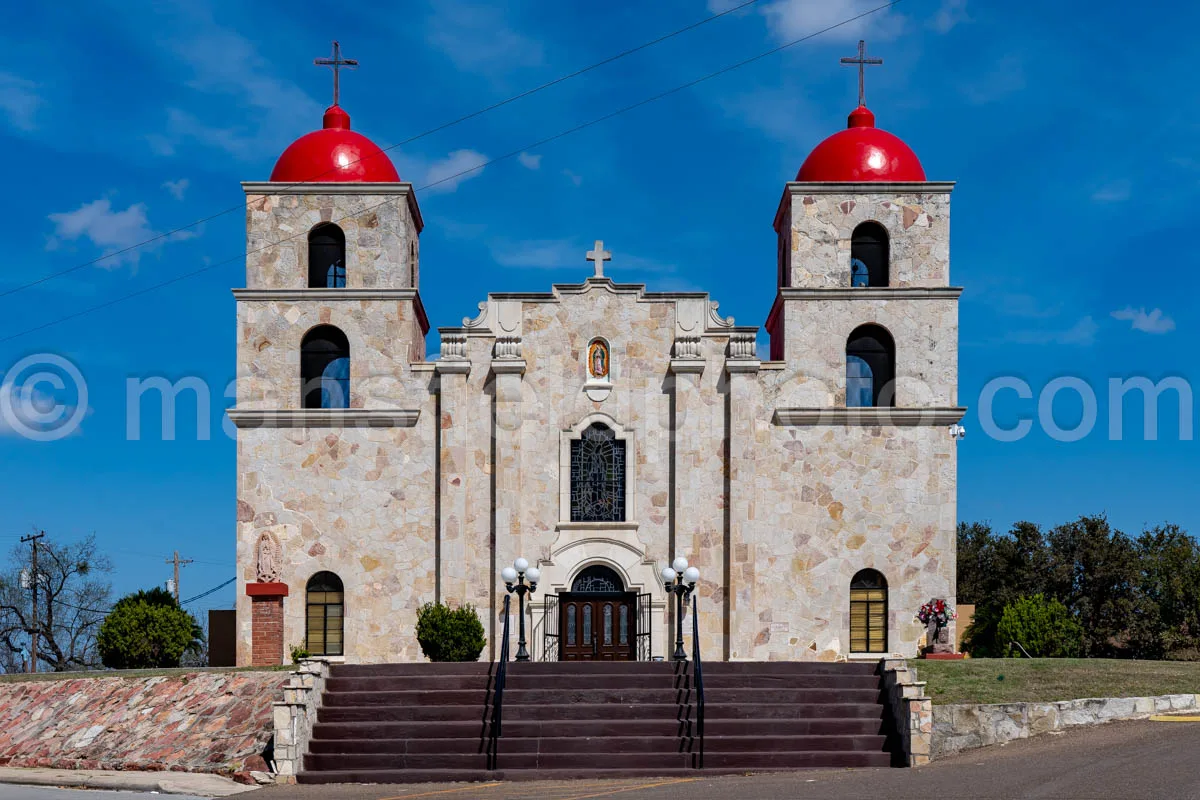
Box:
[0,534,113,672]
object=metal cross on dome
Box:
[314,41,358,107]
[586,240,612,278]
[840,39,883,108]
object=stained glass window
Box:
[570,423,626,522]
[603,604,613,645]
[571,565,624,593]
[566,604,576,645]
[619,605,629,645]
[582,604,592,644]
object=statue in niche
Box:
[256,531,282,583]
[588,340,610,380]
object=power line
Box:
[0,0,899,345]
[181,577,236,606]
[0,0,763,301]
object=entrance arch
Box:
[559,563,636,661]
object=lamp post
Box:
[661,556,700,662]
[501,557,540,662]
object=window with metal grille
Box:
[849,569,887,653]
[569,423,626,522]
[308,223,347,288]
[306,571,344,656]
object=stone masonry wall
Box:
[780,189,951,289]
[0,671,286,774]
[932,694,1200,758]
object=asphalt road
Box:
[255,718,1200,800]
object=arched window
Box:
[570,423,626,522]
[308,224,346,288]
[850,222,888,288]
[301,325,350,409]
[571,564,625,593]
[306,571,344,656]
[850,569,887,653]
[846,324,895,408]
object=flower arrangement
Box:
[916,598,957,628]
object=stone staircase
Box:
[297,660,898,783]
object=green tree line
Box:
[958,515,1200,659]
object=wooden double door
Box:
[558,592,637,661]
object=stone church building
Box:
[231,62,964,666]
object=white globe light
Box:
[661,567,677,583]
[683,566,700,584]
[501,567,518,583]
[525,567,541,584]
[672,556,689,573]
[514,557,529,572]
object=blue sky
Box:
[1,0,1196,610]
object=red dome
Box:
[270,105,399,183]
[796,106,926,182]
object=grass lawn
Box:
[911,658,1200,705]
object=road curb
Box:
[0,767,257,796]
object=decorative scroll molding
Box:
[773,407,967,427]
[728,331,757,359]
[673,335,702,359]
[708,301,735,328]
[227,409,421,428]
[462,301,489,329]
[779,287,963,301]
[255,531,282,583]
[439,332,467,359]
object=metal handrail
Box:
[489,594,512,769]
[691,593,704,769]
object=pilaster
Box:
[725,348,760,660]
[491,353,526,660]
[436,349,474,615]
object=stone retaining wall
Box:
[0,670,288,776]
[933,693,1200,758]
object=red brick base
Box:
[250,596,285,666]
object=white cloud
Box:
[518,152,542,170]
[0,72,42,132]
[419,150,489,194]
[426,1,543,74]
[46,198,193,268]
[162,178,189,201]
[491,238,577,269]
[1008,316,1098,347]
[0,381,86,439]
[929,0,969,33]
[1112,307,1175,335]
[1091,180,1131,204]
[759,0,904,44]
[562,169,583,187]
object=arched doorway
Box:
[558,565,637,661]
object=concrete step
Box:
[308,734,888,756]
[311,716,888,741]
[320,686,880,708]
[322,671,880,693]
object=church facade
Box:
[231,77,964,667]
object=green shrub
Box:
[415,602,485,662]
[996,594,1084,658]
[97,590,204,669]
[290,645,312,665]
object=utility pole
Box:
[165,551,194,603]
[20,532,44,674]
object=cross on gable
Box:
[840,39,883,108]
[586,240,612,278]
[314,40,358,107]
